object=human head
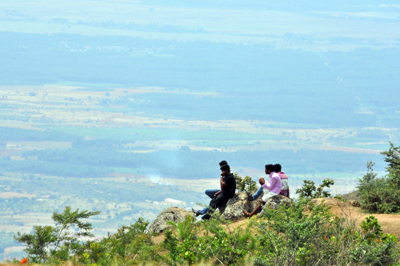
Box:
[259,177,265,185]
[219,160,228,167]
[265,164,274,174]
[220,164,230,172]
[274,164,282,172]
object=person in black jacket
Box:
[192,160,228,216]
[201,164,236,220]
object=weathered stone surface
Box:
[218,192,292,220]
[265,194,293,210]
[148,207,195,233]
[258,194,293,217]
[219,192,263,221]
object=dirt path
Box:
[312,198,400,236]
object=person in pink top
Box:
[244,164,282,218]
[275,164,290,198]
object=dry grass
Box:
[316,198,400,237]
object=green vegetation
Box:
[295,179,335,199]
[234,173,257,194]
[14,207,100,263]
[357,142,400,213]
[1,0,400,260]
[14,201,400,265]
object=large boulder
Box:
[148,207,195,233]
[219,192,263,221]
[265,194,293,209]
[219,192,292,220]
[257,194,293,217]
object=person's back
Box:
[278,172,289,197]
[275,164,290,198]
[222,172,236,198]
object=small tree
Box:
[296,179,335,199]
[234,172,257,194]
[381,142,400,187]
[357,143,400,213]
[381,142,400,172]
[14,206,100,263]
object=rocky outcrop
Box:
[149,192,292,230]
[265,194,293,209]
[257,194,293,217]
[219,192,263,221]
[220,192,292,220]
[148,207,195,233]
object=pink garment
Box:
[262,172,282,195]
[278,171,288,179]
[278,171,290,198]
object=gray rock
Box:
[258,194,293,217]
[266,194,293,210]
[219,192,263,221]
[148,207,195,233]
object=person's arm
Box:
[252,186,264,200]
[214,190,222,197]
[220,175,227,189]
[262,176,277,190]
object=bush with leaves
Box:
[295,179,335,199]
[253,199,399,266]
[358,142,400,213]
[162,213,257,265]
[350,215,399,265]
[14,206,100,263]
[234,172,257,193]
[79,218,160,265]
[14,201,400,265]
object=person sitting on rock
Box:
[246,177,268,214]
[201,164,237,220]
[275,163,290,198]
[249,177,266,201]
[192,160,230,217]
[244,164,282,218]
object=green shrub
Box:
[162,214,257,265]
[14,206,100,263]
[234,172,257,193]
[253,199,400,266]
[358,143,400,213]
[80,218,159,265]
[295,179,335,199]
[14,202,400,265]
[333,194,347,202]
[350,215,399,265]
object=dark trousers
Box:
[202,191,233,220]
